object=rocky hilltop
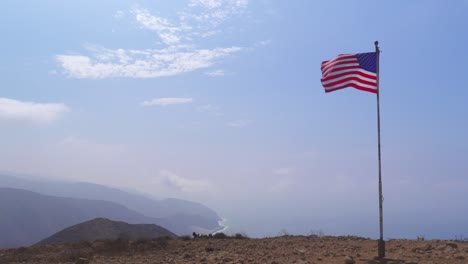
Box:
[37,218,176,245]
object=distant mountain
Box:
[0,173,221,235]
[37,218,176,245]
[0,188,162,248]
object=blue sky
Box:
[1,0,468,238]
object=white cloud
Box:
[56,1,251,79]
[190,0,223,9]
[227,119,253,127]
[187,0,249,26]
[56,46,241,79]
[196,104,218,112]
[200,30,221,38]
[153,170,211,192]
[196,104,224,116]
[0,98,69,124]
[142,97,194,106]
[132,8,189,45]
[205,69,225,76]
[254,39,272,47]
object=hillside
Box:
[0,188,161,248]
[0,174,221,235]
[37,218,176,245]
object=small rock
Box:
[412,243,432,253]
[344,256,355,264]
[436,245,446,251]
[75,258,90,264]
[205,247,214,252]
[455,254,465,260]
[446,242,458,249]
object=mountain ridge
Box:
[0,188,163,248]
[0,174,222,235]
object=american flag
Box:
[321,52,378,93]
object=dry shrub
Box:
[151,236,170,249]
[61,247,94,262]
[59,240,95,261]
[213,232,228,239]
[132,237,170,252]
[104,237,129,254]
[179,235,192,241]
[234,233,248,239]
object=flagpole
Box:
[375,40,385,259]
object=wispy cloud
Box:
[196,104,224,116]
[142,97,194,106]
[56,1,250,79]
[205,69,225,76]
[186,0,249,26]
[227,119,254,127]
[132,8,189,45]
[196,104,218,112]
[153,170,212,192]
[56,47,241,79]
[56,46,241,79]
[254,39,272,47]
[0,98,69,124]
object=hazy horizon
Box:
[1,0,468,240]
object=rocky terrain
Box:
[1,235,467,264]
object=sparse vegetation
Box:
[213,232,228,239]
[101,236,129,254]
[178,235,192,241]
[308,229,325,237]
[454,234,468,243]
[189,232,249,240]
[61,246,93,262]
[2,235,468,263]
[278,229,290,237]
[234,233,248,239]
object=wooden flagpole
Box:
[375,41,385,258]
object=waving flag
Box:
[321,52,377,93]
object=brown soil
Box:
[0,236,467,264]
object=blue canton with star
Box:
[356,52,377,73]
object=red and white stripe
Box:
[321,54,377,93]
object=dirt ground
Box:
[1,236,467,264]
